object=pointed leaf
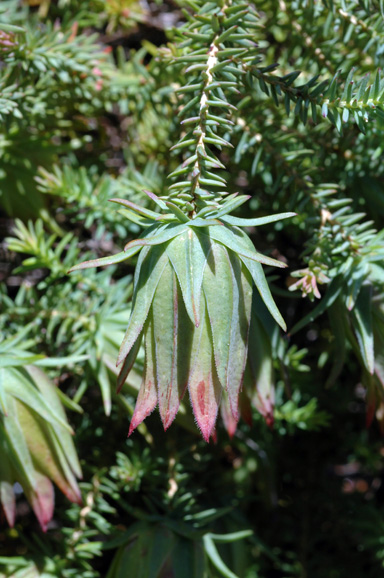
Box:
[203,535,240,578]
[1,398,37,488]
[189,218,223,227]
[215,195,251,218]
[25,473,54,532]
[351,284,374,374]
[118,208,156,228]
[109,197,160,219]
[152,262,190,430]
[5,368,73,433]
[201,225,287,268]
[0,354,44,368]
[240,257,286,330]
[124,223,188,252]
[203,245,252,419]
[25,366,82,478]
[0,23,25,33]
[188,299,221,441]
[15,400,81,504]
[96,359,112,416]
[165,201,191,223]
[117,333,143,393]
[129,314,158,436]
[144,189,168,210]
[224,253,252,419]
[167,229,211,326]
[203,242,233,390]
[221,212,296,227]
[68,247,141,273]
[117,245,168,366]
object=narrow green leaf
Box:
[357,74,369,101]
[203,225,287,269]
[203,246,252,419]
[117,333,143,393]
[109,198,160,219]
[143,190,168,211]
[188,298,221,441]
[1,399,37,488]
[326,70,340,100]
[341,68,355,99]
[215,195,250,218]
[203,243,233,390]
[372,69,381,99]
[34,354,89,367]
[55,389,83,414]
[284,93,291,116]
[118,207,156,227]
[152,263,190,430]
[0,23,25,32]
[0,354,44,368]
[203,535,240,578]
[188,218,223,227]
[5,368,73,433]
[351,284,374,374]
[208,530,253,543]
[165,201,190,223]
[221,212,296,227]
[124,224,188,252]
[68,248,140,273]
[240,258,286,330]
[25,365,81,478]
[96,360,112,416]
[167,229,210,326]
[117,246,168,366]
[128,314,158,436]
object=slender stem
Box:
[189,41,220,217]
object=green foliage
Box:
[0,337,82,531]
[2,0,384,577]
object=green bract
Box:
[70,201,292,440]
[0,362,82,530]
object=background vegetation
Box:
[1,1,384,576]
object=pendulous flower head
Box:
[0,364,82,530]
[70,194,293,440]
[117,227,253,441]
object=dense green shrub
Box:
[2,1,384,576]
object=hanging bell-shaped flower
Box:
[0,364,82,530]
[70,195,293,440]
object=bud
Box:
[69,195,293,439]
[0,364,82,530]
[117,228,252,441]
